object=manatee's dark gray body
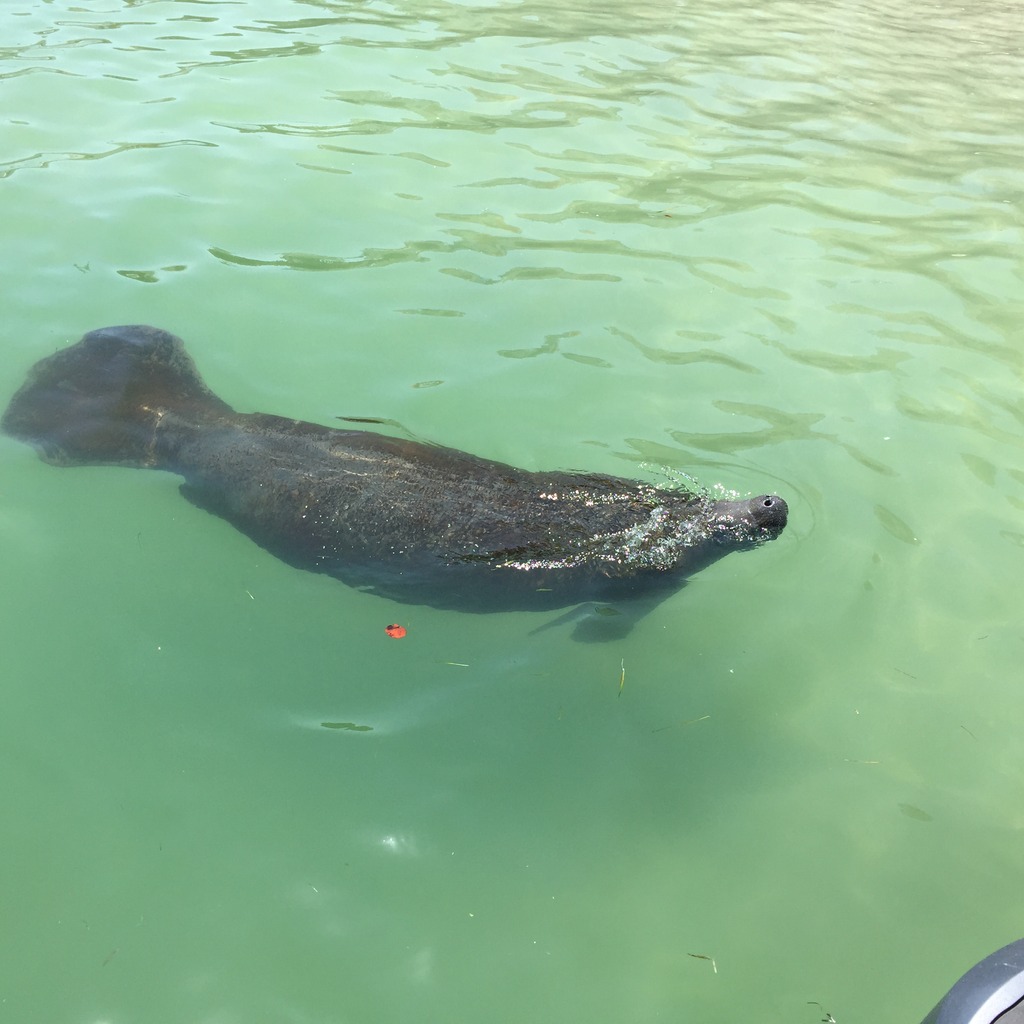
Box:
[2,326,788,616]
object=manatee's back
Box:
[2,325,232,467]
[169,410,706,607]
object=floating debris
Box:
[688,952,717,974]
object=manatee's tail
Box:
[2,325,232,467]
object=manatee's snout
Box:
[749,494,788,534]
[705,492,788,550]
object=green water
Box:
[2,1,1023,1021]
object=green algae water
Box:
[1,1,1023,1021]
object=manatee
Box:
[2,326,787,627]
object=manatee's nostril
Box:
[750,494,788,533]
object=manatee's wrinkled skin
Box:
[3,326,788,621]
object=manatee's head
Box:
[578,489,788,579]
[706,493,788,550]
[631,491,787,579]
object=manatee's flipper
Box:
[528,602,640,642]
[2,325,231,467]
[568,605,638,643]
[532,606,634,638]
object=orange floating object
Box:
[385,623,407,639]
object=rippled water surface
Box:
[2,1,1023,1021]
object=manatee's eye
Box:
[762,497,776,507]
